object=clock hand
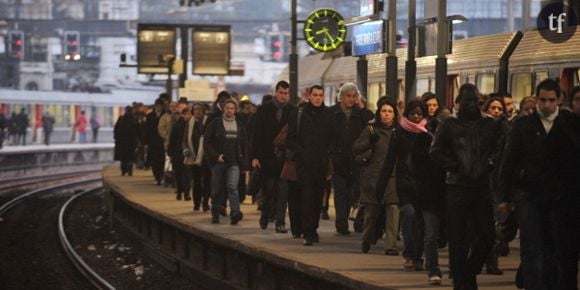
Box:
[315,27,328,35]
[324,30,335,43]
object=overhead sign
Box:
[417,22,452,57]
[359,0,376,17]
[352,20,385,56]
[137,24,176,74]
[191,26,231,75]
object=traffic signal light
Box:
[64,31,80,61]
[270,35,283,62]
[8,31,25,59]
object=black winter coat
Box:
[499,110,579,204]
[145,111,164,153]
[287,103,331,184]
[114,113,138,161]
[429,116,500,188]
[167,118,187,161]
[251,101,295,177]
[394,128,445,211]
[204,117,249,169]
[328,104,373,176]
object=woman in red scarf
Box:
[396,100,445,285]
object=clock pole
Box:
[290,0,299,105]
[386,0,398,102]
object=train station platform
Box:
[0,143,114,178]
[103,164,521,290]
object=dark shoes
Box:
[211,215,219,224]
[320,211,330,220]
[336,229,351,236]
[184,193,192,201]
[303,238,314,246]
[313,232,319,243]
[176,192,182,200]
[193,205,200,211]
[230,212,243,225]
[220,208,228,217]
[413,259,425,271]
[275,225,288,233]
[362,242,370,253]
[385,249,399,256]
[292,233,302,239]
[202,204,210,212]
[485,266,503,275]
[259,217,268,230]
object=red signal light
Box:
[273,41,282,48]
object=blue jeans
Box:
[517,192,558,290]
[400,203,424,261]
[210,163,241,217]
[332,174,353,232]
[79,131,87,143]
[423,210,442,277]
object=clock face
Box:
[303,9,347,52]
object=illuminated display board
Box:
[191,27,231,75]
[137,24,176,74]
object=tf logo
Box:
[537,3,577,43]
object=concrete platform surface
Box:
[103,165,521,290]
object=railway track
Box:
[0,177,112,289]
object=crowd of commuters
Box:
[113,79,579,290]
[0,108,102,147]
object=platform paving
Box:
[103,165,521,289]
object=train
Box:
[284,27,580,112]
[0,88,162,144]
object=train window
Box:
[367,83,380,112]
[476,73,495,95]
[511,73,532,103]
[416,79,430,96]
[535,71,549,88]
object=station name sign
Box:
[352,20,385,56]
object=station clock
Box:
[303,8,347,52]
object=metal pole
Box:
[507,0,514,32]
[179,27,188,88]
[386,0,398,100]
[405,0,417,103]
[522,0,531,30]
[435,0,448,106]
[289,0,299,105]
[166,58,174,101]
[357,55,368,100]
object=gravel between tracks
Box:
[64,191,198,289]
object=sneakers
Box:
[428,275,442,285]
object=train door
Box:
[510,72,533,104]
[447,75,460,108]
[560,68,580,103]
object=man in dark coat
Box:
[0,112,6,149]
[429,83,500,290]
[114,106,138,176]
[16,108,28,145]
[42,111,55,146]
[251,80,295,233]
[327,82,372,235]
[287,85,331,245]
[499,79,580,290]
[146,98,166,185]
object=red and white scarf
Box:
[400,117,428,133]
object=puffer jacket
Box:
[429,116,500,188]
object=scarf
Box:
[536,105,559,134]
[400,117,428,133]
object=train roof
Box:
[0,88,162,106]
[510,26,580,68]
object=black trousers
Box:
[446,185,495,290]
[191,164,211,208]
[149,149,165,183]
[286,180,301,236]
[300,179,325,240]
